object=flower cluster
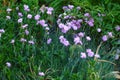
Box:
[63,5,74,11]
[59,36,70,46]
[57,4,118,48]
[58,14,83,33]
[5,4,54,45]
[80,49,100,59]
[84,13,94,27]
[24,4,30,12]
[74,35,83,45]
[102,32,114,42]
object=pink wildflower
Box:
[94,54,100,58]
[22,24,28,29]
[6,62,11,67]
[38,72,45,76]
[108,32,113,38]
[46,7,54,15]
[25,29,29,35]
[18,18,23,23]
[115,25,120,31]
[78,32,85,37]
[74,36,83,45]
[37,20,48,27]
[6,16,11,20]
[28,40,35,45]
[59,36,70,46]
[86,36,91,41]
[20,38,27,42]
[27,14,32,19]
[80,52,86,58]
[0,29,5,33]
[47,38,52,44]
[86,49,94,57]
[97,28,101,32]
[68,5,74,9]
[34,14,40,20]
[24,4,30,12]
[18,12,23,17]
[84,13,90,17]
[10,39,15,44]
[102,35,108,41]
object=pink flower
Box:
[64,15,70,19]
[63,6,69,11]
[62,26,70,33]
[58,23,70,33]
[86,49,92,53]
[85,18,94,27]
[59,36,64,39]
[25,29,29,35]
[24,4,30,12]
[97,28,101,32]
[18,12,23,17]
[108,32,113,38]
[58,23,65,29]
[47,38,52,44]
[6,8,12,13]
[22,24,28,29]
[94,54,100,58]
[86,36,91,41]
[27,14,32,19]
[84,13,90,17]
[28,40,35,44]
[18,18,23,23]
[34,14,40,20]
[80,52,86,58]
[20,38,27,42]
[59,36,70,46]
[0,29,5,33]
[78,32,85,37]
[46,7,54,15]
[63,40,69,46]
[6,16,11,20]
[102,35,108,41]
[70,20,81,30]
[37,20,48,27]
[68,5,74,9]
[115,54,119,60]
[72,25,78,30]
[45,27,50,30]
[38,72,45,76]
[88,51,94,57]
[10,39,15,44]
[115,25,120,31]
[6,62,11,67]
[86,49,94,57]
[74,36,83,45]
[88,21,94,27]
[57,19,61,24]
